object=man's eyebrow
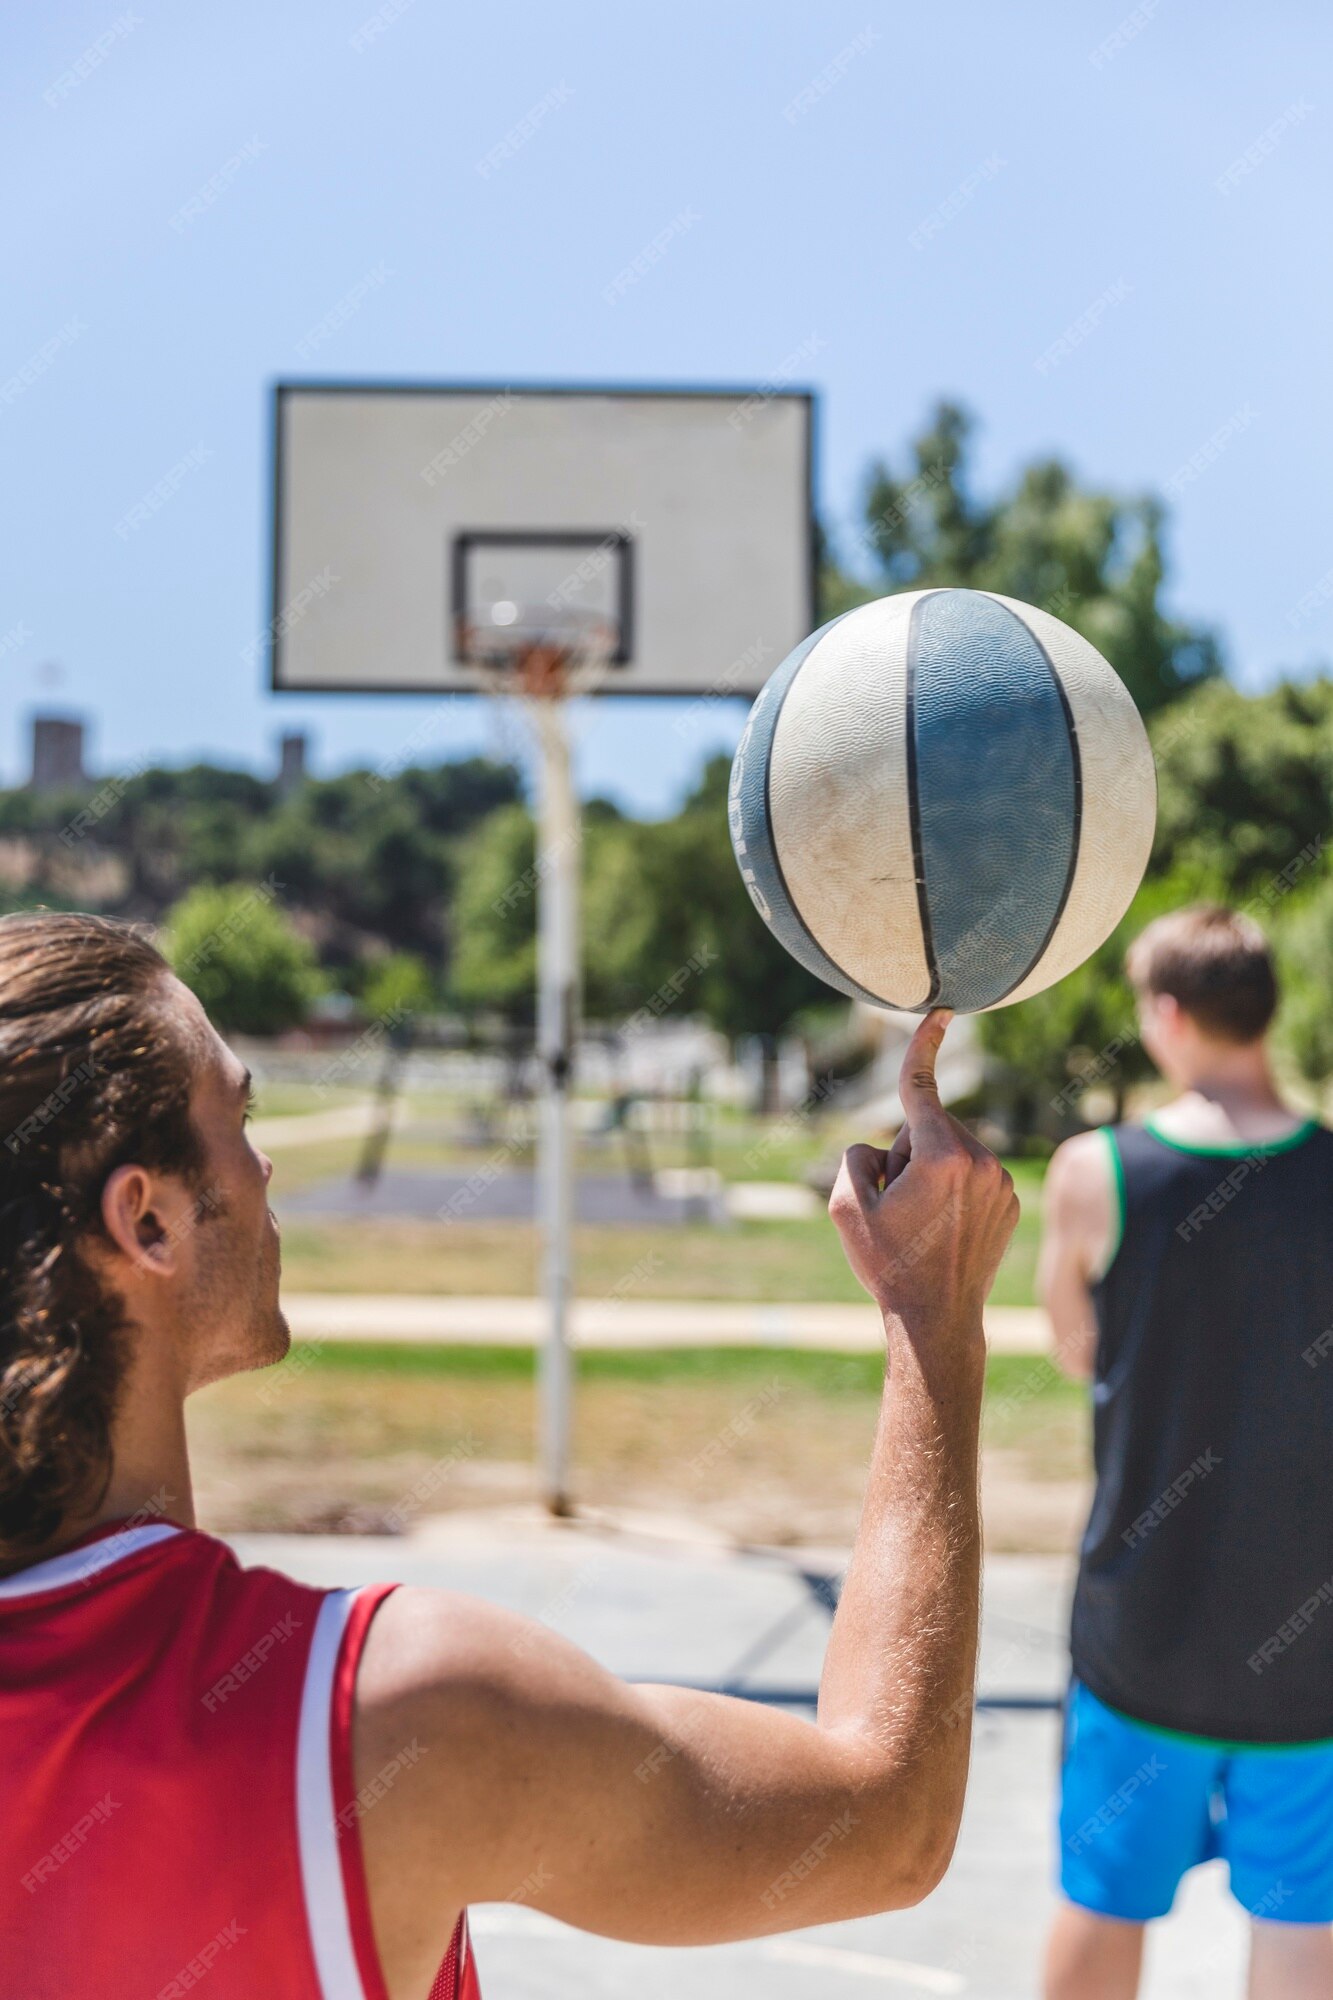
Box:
[237,1069,254,1101]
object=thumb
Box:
[898,1009,953,1143]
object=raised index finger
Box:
[897,1009,953,1142]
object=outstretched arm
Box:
[355,1011,1018,1994]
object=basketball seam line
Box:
[758,613,891,1012]
[981,596,1084,1007]
[904,593,944,1009]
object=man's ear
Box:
[100,1165,183,1278]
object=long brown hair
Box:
[0,914,203,1556]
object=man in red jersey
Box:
[0,913,1016,2000]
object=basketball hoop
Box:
[460,614,618,705]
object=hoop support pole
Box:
[531,693,579,1516]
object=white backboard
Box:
[268,383,815,695]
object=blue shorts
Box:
[1059,1681,1333,1924]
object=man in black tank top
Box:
[1038,906,1333,2000]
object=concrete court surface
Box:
[230,1516,1247,1998]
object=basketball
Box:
[728,587,1157,1013]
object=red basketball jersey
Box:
[0,1519,480,1999]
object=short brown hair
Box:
[1126,904,1278,1044]
[0,914,204,1558]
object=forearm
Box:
[816,1310,985,1872]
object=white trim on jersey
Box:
[297,1588,368,2000]
[0,1522,181,1600]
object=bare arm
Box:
[355,1013,1018,1992]
[1037,1132,1115,1381]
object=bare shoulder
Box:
[356,1583,628,1735]
[1044,1129,1115,1232]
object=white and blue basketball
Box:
[728,588,1157,1013]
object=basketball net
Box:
[463,618,616,769]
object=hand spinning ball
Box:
[728,588,1156,1012]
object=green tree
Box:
[1151,677,1333,897]
[975,865,1227,1141]
[362,952,435,1023]
[832,401,1221,715]
[164,883,320,1036]
[448,804,539,1029]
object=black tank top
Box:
[1072,1117,1333,1743]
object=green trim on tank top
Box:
[1089,1126,1125,1283]
[1098,1691,1333,1756]
[1142,1114,1320,1161]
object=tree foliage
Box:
[163,883,320,1036]
[831,401,1221,715]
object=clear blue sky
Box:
[4,1,1329,814]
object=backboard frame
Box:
[451,528,636,667]
[266,379,817,698]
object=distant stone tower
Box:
[29,715,87,793]
[277,731,308,797]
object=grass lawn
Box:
[189,1341,1089,1555]
[273,1157,1046,1306]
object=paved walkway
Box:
[229,1518,1239,1998]
[281,1294,1049,1354]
